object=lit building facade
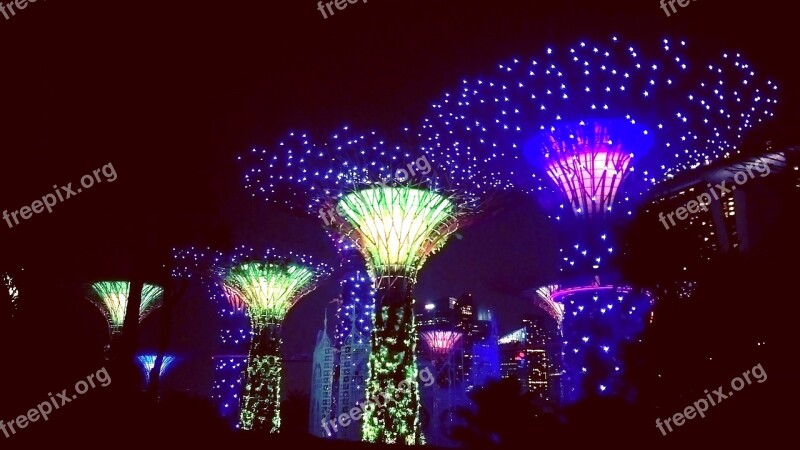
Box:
[310,257,374,441]
[469,310,501,389]
[644,148,796,298]
[499,314,561,406]
[416,294,499,447]
[309,314,335,438]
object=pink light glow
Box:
[546,147,631,216]
[420,330,463,356]
[541,122,635,216]
[222,285,246,312]
[548,284,632,303]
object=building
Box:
[416,294,499,447]
[499,314,561,407]
[308,313,335,437]
[332,310,371,440]
[309,264,374,440]
[644,146,799,298]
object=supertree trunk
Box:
[240,320,282,432]
[362,275,422,445]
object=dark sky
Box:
[1,0,798,396]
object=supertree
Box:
[419,36,777,402]
[420,330,463,361]
[137,354,177,384]
[241,127,486,444]
[172,247,250,427]
[418,329,465,448]
[85,281,164,339]
[217,246,330,432]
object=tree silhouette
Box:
[281,389,311,436]
[449,378,561,448]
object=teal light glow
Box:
[137,355,177,383]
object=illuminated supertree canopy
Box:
[418,36,778,278]
[241,127,479,280]
[85,281,164,336]
[241,127,487,444]
[420,36,778,216]
[137,355,177,384]
[420,330,463,358]
[217,246,330,433]
[420,36,776,404]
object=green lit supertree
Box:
[218,246,330,432]
[242,128,484,443]
[85,281,164,338]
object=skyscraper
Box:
[333,304,371,441]
[499,314,561,407]
[309,313,335,437]
[416,294,499,446]
[469,309,501,390]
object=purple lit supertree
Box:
[240,127,488,444]
[419,36,777,403]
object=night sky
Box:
[1,0,798,399]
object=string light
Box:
[240,128,484,444]
[420,36,776,404]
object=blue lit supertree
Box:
[241,127,489,444]
[137,354,177,385]
[419,36,777,403]
[172,247,249,427]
